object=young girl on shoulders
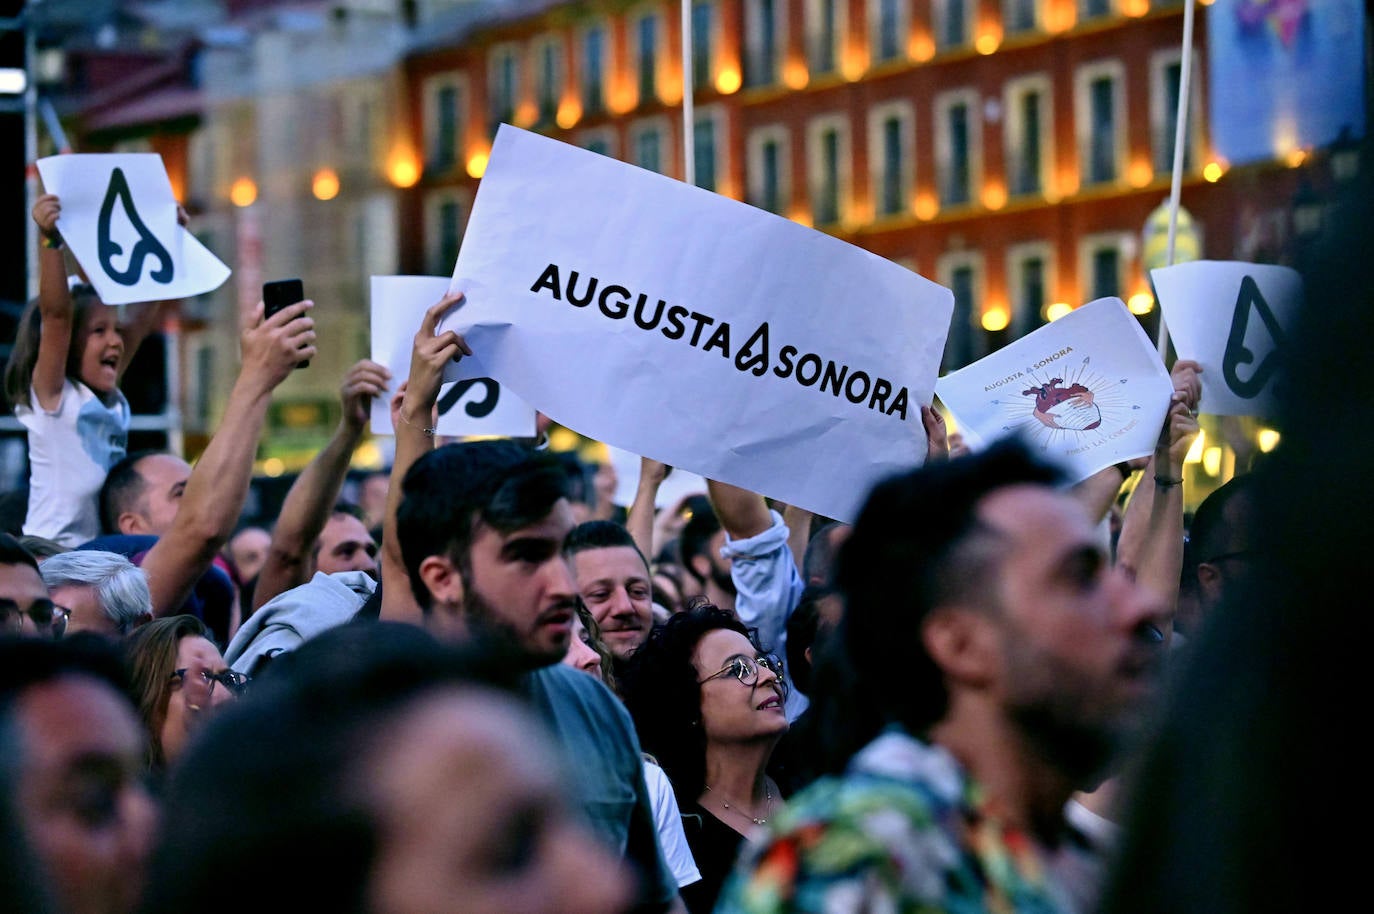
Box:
[3,193,169,546]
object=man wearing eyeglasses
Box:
[1183,473,1260,640]
[0,533,69,639]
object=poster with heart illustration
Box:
[935,298,1175,483]
[37,153,231,306]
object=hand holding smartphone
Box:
[263,278,310,369]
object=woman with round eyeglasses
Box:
[124,615,248,773]
[619,601,790,914]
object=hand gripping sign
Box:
[437,126,953,524]
[369,275,536,438]
[36,154,231,306]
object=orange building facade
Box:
[396,0,1282,372]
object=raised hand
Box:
[240,299,316,393]
[339,359,392,431]
[922,404,949,463]
[400,292,471,431]
[32,194,61,243]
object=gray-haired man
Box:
[40,550,152,637]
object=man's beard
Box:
[707,555,736,597]
[462,582,569,673]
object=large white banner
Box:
[36,154,231,305]
[368,275,536,438]
[441,126,953,523]
[936,298,1174,483]
[1152,260,1299,419]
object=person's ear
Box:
[418,554,465,609]
[1196,562,1223,606]
[922,606,997,688]
[118,511,148,535]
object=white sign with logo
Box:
[935,298,1174,483]
[439,126,953,523]
[368,275,536,438]
[36,154,231,305]
[1152,260,1299,418]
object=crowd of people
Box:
[0,156,1364,914]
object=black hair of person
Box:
[395,440,570,611]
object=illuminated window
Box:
[579,127,619,158]
[747,125,791,214]
[691,1,716,90]
[533,36,564,125]
[1004,0,1041,33]
[806,0,844,75]
[1008,242,1055,334]
[423,74,468,171]
[1004,74,1052,197]
[1151,49,1200,175]
[1079,0,1115,19]
[631,119,669,174]
[425,190,470,275]
[807,115,850,226]
[487,44,520,134]
[694,106,727,190]
[1079,232,1132,302]
[934,0,972,50]
[744,0,786,87]
[938,251,986,370]
[1075,61,1126,185]
[871,0,908,63]
[582,24,609,115]
[936,89,981,206]
[634,11,661,103]
[868,100,914,217]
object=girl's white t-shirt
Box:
[16,379,130,547]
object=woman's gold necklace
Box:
[704,782,773,826]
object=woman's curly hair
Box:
[617,599,765,808]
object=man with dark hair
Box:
[381,294,682,914]
[1182,473,1259,639]
[718,438,1170,914]
[0,635,156,914]
[98,450,188,537]
[249,359,390,613]
[565,519,654,665]
[677,500,730,605]
[801,520,850,586]
[0,534,64,639]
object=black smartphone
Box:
[262,278,309,368]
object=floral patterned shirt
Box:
[714,729,1077,914]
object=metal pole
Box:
[681,0,695,186]
[1158,0,1197,359]
[24,1,40,302]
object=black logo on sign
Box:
[437,379,500,419]
[98,167,174,287]
[1222,275,1285,399]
